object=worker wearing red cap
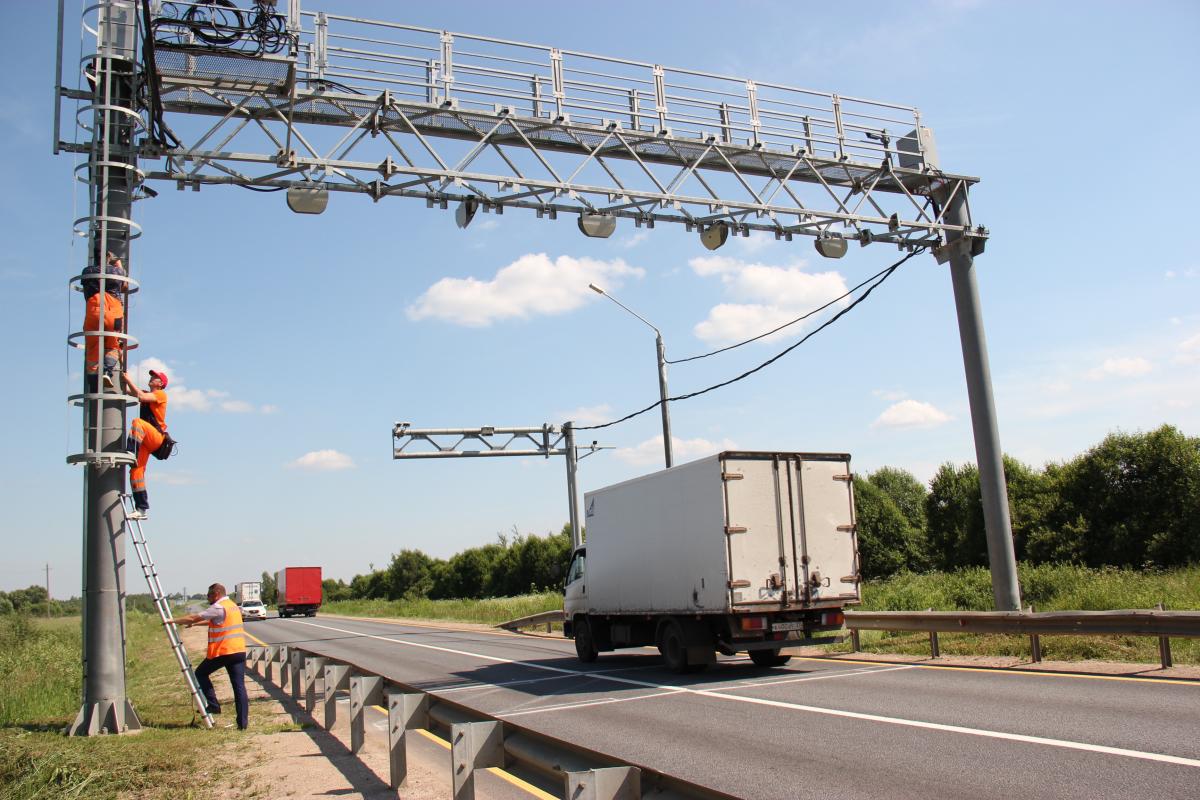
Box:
[121,369,169,519]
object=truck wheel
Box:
[574,617,599,663]
[749,649,791,667]
[658,620,690,674]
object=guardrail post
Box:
[929,630,939,659]
[452,720,504,800]
[265,645,278,682]
[304,656,327,714]
[1028,606,1042,663]
[350,673,383,754]
[290,649,306,701]
[278,645,290,689]
[323,662,350,730]
[850,629,860,652]
[564,766,642,799]
[387,689,429,788]
[1156,603,1173,668]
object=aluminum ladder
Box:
[121,494,214,728]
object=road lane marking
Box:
[794,656,1199,686]
[243,629,269,646]
[719,664,917,690]
[435,664,665,694]
[294,619,1200,769]
[502,689,688,718]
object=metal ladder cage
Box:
[67,0,147,467]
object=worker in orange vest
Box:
[82,251,126,391]
[121,368,169,520]
[165,582,249,729]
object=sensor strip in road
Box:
[290,619,1200,770]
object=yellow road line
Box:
[795,656,1198,686]
[243,630,269,646]
[365,707,554,798]
[485,767,558,800]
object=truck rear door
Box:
[792,455,860,603]
[722,454,790,606]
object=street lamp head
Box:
[588,283,605,295]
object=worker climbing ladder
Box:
[121,494,215,729]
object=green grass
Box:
[831,564,1200,664]
[323,592,563,625]
[0,611,279,800]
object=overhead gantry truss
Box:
[58,4,985,251]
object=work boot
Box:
[102,373,116,391]
[127,508,148,521]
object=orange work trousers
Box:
[84,293,124,374]
[130,418,164,495]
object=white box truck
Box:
[564,451,860,672]
[235,581,261,604]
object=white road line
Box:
[719,664,917,690]
[435,664,661,694]
[502,689,687,718]
[292,619,1200,769]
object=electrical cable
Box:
[667,247,926,365]
[238,184,285,192]
[575,248,924,432]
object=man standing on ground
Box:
[121,368,168,520]
[165,582,249,730]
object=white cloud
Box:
[1174,334,1200,366]
[406,253,644,327]
[688,256,849,346]
[555,404,613,426]
[1086,357,1153,380]
[127,358,276,414]
[288,450,355,471]
[619,231,649,249]
[615,435,738,467]
[1165,268,1197,280]
[871,400,952,430]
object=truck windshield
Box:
[567,553,585,584]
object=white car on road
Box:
[240,600,268,620]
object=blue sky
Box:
[3,1,1198,596]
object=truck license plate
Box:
[772,621,805,632]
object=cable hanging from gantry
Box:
[575,247,925,432]
[666,248,925,365]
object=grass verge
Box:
[830,564,1200,664]
[0,611,287,800]
[323,592,562,625]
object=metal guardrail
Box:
[844,608,1200,668]
[497,610,565,632]
[246,644,736,800]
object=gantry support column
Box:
[936,183,1021,611]
[69,0,141,736]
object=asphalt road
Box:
[244,615,1200,799]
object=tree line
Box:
[10,424,1190,617]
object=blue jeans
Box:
[195,652,248,729]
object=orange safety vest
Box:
[206,597,246,658]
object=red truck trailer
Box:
[275,567,322,617]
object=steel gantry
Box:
[55,2,1019,734]
[392,423,601,551]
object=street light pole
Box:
[589,284,674,468]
